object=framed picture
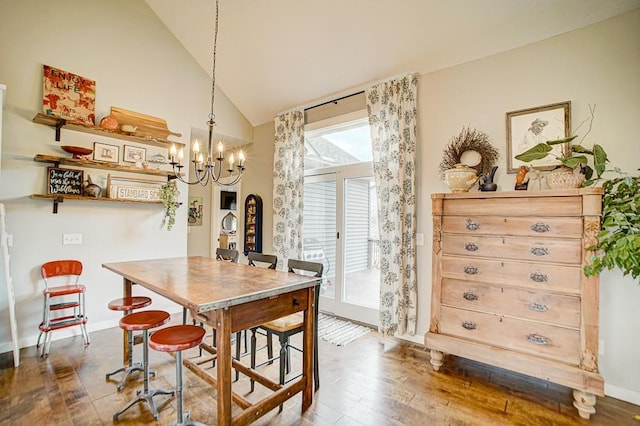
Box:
[123,145,146,163]
[506,101,571,173]
[93,142,120,163]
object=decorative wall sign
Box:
[47,167,83,196]
[42,65,96,125]
[110,185,160,202]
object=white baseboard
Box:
[604,383,640,405]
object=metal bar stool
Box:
[149,324,206,426]
[105,296,152,391]
[113,310,174,421]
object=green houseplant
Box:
[515,106,639,281]
[159,181,179,231]
[584,171,640,281]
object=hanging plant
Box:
[159,181,179,231]
[439,126,499,176]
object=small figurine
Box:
[514,165,529,190]
[526,168,550,191]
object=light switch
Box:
[63,233,82,245]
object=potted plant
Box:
[514,105,607,187]
[584,171,640,281]
[159,181,179,230]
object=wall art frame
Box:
[93,142,120,163]
[505,101,571,173]
[123,145,146,163]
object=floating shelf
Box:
[33,113,185,149]
[31,193,181,214]
[34,154,178,179]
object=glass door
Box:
[303,166,379,326]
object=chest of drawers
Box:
[425,189,603,419]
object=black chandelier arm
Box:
[170,160,245,187]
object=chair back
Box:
[215,248,239,263]
[248,252,278,269]
[287,258,323,278]
[41,260,82,288]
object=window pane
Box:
[305,118,371,171]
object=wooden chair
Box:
[215,247,239,263]
[250,259,322,397]
[37,260,89,356]
[248,252,277,269]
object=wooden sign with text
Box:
[47,167,83,196]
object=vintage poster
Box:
[42,65,96,125]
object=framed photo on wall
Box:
[123,145,146,163]
[93,142,119,163]
[506,101,571,173]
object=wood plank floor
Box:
[1,315,638,425]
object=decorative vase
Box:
[443,163,478,193]
[479,165,498,191]
[84,175,101,197]
[547,166,585,189]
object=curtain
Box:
[366,74,418,336]
[272,110,305,270]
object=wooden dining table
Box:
[102,256,320,425]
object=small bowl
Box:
[61,145,93,159]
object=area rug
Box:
[317,313,373,346]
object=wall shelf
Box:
[33,113,185,149]
[34,154,178,179]
[33,154,182,213]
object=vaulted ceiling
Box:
[146,0,640,126]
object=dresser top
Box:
[432,188,603,200]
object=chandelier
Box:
[169,0,245,186]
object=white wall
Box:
[241,10,640,403]
[0,1,251,351]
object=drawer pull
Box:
[465,219,480,231]
[293,298,300,306]
[463,292,478,301]
[530,272,548,282]
[530,247,549,256]
[464,243,479,252]
[462,321,476,330]
[528,302,548,312]
[464,266,478,275]
[531,223,551,233]
[527,334,550,345]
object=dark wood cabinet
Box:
[243,194,262,255]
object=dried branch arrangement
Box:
[439,126,499,175]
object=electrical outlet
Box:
[6,234,12,247]
[599,339,604,356]
[416,233,425,246]
[63,233,82,245]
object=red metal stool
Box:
[105,296,152,391]
[37,260,89,357]
[149,324,206,426]
[113,310,174,421]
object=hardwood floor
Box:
[1,315,638,425]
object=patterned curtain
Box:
[272,110,305,270]
[366,74,418,336]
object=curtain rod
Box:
[304,91,365,112]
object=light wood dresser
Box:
[425,189,604,419]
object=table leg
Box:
[302,286,314,412]
[216,308,232,426]
[122,278,132,364]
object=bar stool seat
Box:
[106,296,153,391]
[150,325,206,426]
[113,310,174,422]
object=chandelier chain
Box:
[209,0,219,122]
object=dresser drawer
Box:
[442,234,582,264]
[442,196,583,217]
[441,256,582,294]
[442,216,582,238]
[441,278,581,328]
[439,306,580,365]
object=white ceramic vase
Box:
[443,163,478,193]
[547,166,585,189]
